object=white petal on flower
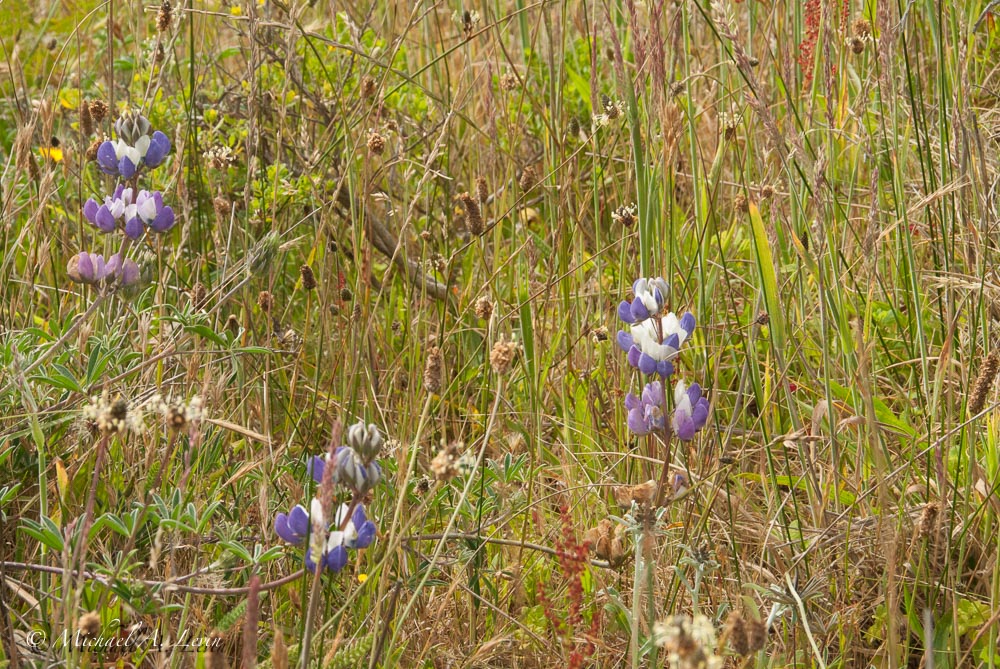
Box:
[113,139,130,160]
[124,204,137,221]
[137,196,158,222]
[310,498,325,528]
[134,134,151,158]
[673,379,688,406]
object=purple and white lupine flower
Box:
[95,112,170,178]
[671,380,709,441]
[617,310,696,377]
[273,503,310,545]
[67,251,140,286]
[83,185,175,239]
[309,447,383,494]
[624,381,666,436]
[345,421,385,462]
[304,503,378,573]
[617,277,670,324]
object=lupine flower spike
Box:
[67,252,140,286]
[618,310,696,377]
[625,381,666,436]
[672,380,709,440]
[96,111,171,178]
[83,184,175,238]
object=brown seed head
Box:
[969,349,1000,415]
[86,137,103,162]
[78,611,102,639]
[519,166,537,192]
[88,100,109,124]
[458,192,484,236]
[424,345,443,393]
[80,100,94,136]
[258,291,273,312]
[725,611,750,656]
[489,339,518,375]
[300,264,317,291]
[476,175,489,204]
[367,130,386,155]
[157,1,173,32]
[473,295,493,321]
[360,75,378,99]
[746,618,767,653]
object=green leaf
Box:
[748,202,785,348]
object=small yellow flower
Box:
[39,147,64,162]
[230,5,242,15]
[357,573,369,584]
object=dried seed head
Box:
[473,295,493,321]
[458,192,484,235]
[424,345,443,393]
[719,111,739,141]
[518,165,537,192]
[86,137,103,162]
[300,264,317,291]
[206,632,228,669]
[226,314,240,335]
[258,291,273,312]
[759,184,775,199]
[78,612,102,639]
[853,17,872,39]
[489,338,518,375]
[848,35,866,54]
[591,326,609,342]
[80,100,94,136]
[725,611,750,656]
[430,441,469,481]
[367,129,386,155]
[189,282,207,308]
[157,0,173,33]
[213,196,232,220]
[340,287,353,302]
[734,193,749,213]
[88,100,109,124]
[205,144,238,169]
[360,75,378,99]
[500,72,519,91]
[969,350,1000,415]
[916,501,939,540]
[476,175,489,204]
[612,203,637,228]
[746,617,767,653]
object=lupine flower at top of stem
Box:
[624,380,666,436]
[67,251,140,287]
[671,379,709,441]
[83,184,175,239]
[617,310,696,377]
[96,111,170,179]
[274,500,377,573]
[617,277,671,324]
[308,448,382,496]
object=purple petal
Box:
[686,383,702,405]
[83,198,99,223]
[119,156,136,179]
[616,330,633,353]
[95,205,116,232]
[113,183,125,199]
[305,549,318,572]
[630,299,650,322]
[624,392,640,411]
[76,253,94,283]
[617,300,634,324]
[144,131,170,166]
[675,415,695,441]
[657,360,674,377]
[664,333,680,350]
[351,505,368,528]
[120,260,140,286]
[627,408,649,435]
[324,545,348,572]
[150,205,175,232]
[638,352,657,375]
[274,513,300,544]
[97,141,118,173]
[692,399,709,428]
[308,455,326,483]
[287,504,310,537]
[627,345,641,369]
[105,253,121,278]
[124,217,143,240]
[679,312,696,334]
[355,521,377,549]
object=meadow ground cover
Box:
[1,0,1000,667]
